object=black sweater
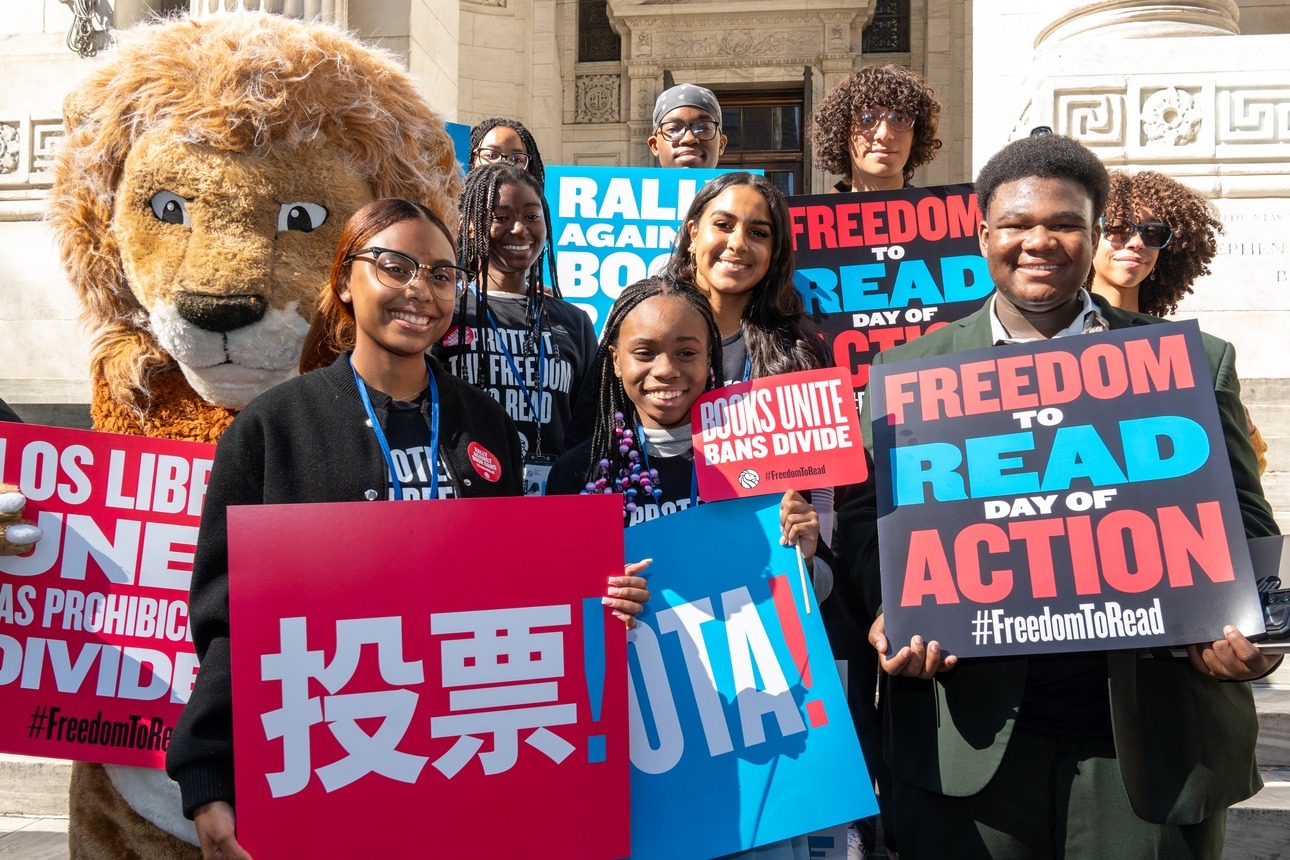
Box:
[165,354,521,817]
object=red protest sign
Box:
[228,495,629,859]
[0,423,212,767]
[692,367,867,502]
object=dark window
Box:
[579,0,621,63]
[718,92,805,196]
[863,0,910,54]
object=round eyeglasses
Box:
[853,108,917,134]
[474,147,531,169]
[345,247,468,301]
[655,120,720,143]
[1099,217,1173,249]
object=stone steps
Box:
[1,680,1286,856]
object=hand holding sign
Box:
[1187,625,1281,681]
[868,613,957,680]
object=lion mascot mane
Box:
[40,11,461,858]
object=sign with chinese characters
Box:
[0,423,211,767]
[869,322,1265,657]
[624,496,875,859]
[789,185,990,398]
[227,496,628,858]
[692,366,867,501]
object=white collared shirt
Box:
[988,288,1109,345]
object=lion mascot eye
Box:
[278,201,328,232]
[148,190,190,226]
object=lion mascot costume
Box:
[5,11,460,858]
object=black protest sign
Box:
[789,185,989,396]
[869,321,1264,657]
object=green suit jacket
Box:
[836,295,1279,825]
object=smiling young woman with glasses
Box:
[169,198,529,860]
[808,64,942,194]
[469,117,546,186]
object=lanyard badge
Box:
[350,356,440,500]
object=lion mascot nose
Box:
[174,292,268,333]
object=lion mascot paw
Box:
[45,11,460,858]
[0,484,42,554]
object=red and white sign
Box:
[692,367,868,502]
[0,423,213,767]
[228,495,629,859]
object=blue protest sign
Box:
[624,496,874,859]
[446,121,471,174]
[545,166,759,335]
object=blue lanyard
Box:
[481,299,546,454]
[350,356,440,500]
[637,424,698,508]
[742,354,752,382]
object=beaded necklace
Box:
[581,411,662,516]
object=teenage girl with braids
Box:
[470,117,546,186]
[435,162,597,490]
[546,275,828,860]
[669,173,891,860]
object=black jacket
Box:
[166,354,521,817]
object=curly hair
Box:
[665,172,822,378]
[975,134,1109,219]
[808,64,942,184]
[46,12,460,409]
[1093,170,1222,317]
[470,117,546,187]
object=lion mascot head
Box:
[47,11,461,444]
[41,12,462,858]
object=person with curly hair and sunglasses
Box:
[1088,170,1267,472]
[808,64,942,194]
[1088,170,1222,317]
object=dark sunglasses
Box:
[1099,217,1173,249]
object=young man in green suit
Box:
[836,133,1282,859]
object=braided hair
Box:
[455,161,560,390]
[666,172,823,378]
[469,117,546,187]
[581,276,724,517]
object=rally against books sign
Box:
[869,322,1265,658]
[547,165,756,334]
[228,495,628,859]
[624,497,874,859]
[0,424,211,767]
[790,185,990,394]
[692,367,867,502]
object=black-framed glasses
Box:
[474,147,531,169]
[344,247,467,301]
[655,120,720,142]
[1099,217,1173,249]
[854,108,916,134]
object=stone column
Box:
[187,0,345,24]
[1035,1,1239,46]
